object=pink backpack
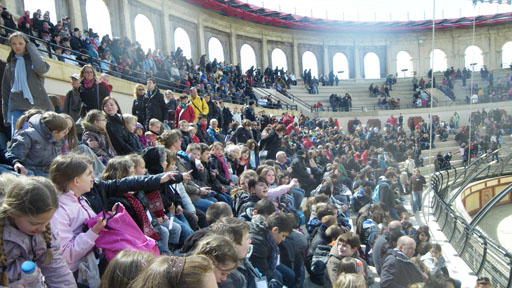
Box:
[86,204,160,262]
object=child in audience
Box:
[237,176,269,221]
[103,97,138,155]
[123,113,144,153]
[142,146,195,245]
[326,232,367,287]
[9,111,69,176]
[194,235,240,283]
[421,243,449,276]
[145,118,162,147]
[82,109,116,163]
[100,250,157,288]
[135,122,148,147]
[209,217,262,288]
[189,125,200,143]
[128,255,216,287]
[249,211,295,288]
[337,257,366,277]
[334,273,366,288]
[205,202,233,226]
[49,153,177,271]
[413,226,431,256]
[0,174,76,286]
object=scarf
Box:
[216,154,230,179]
[124,193,160,241]
[11,54,33,105]
[179,102,187,109]
[83,78,95,89]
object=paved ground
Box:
[478,203,512,252]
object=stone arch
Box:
[502,41,512,68]
[208,37,225,63]
[85,0,112,38]
[465,45,484,71]
[174,27,192,59]
[430,49,448,72]
[271,48,288,71]
[332,52,349,80]
[396,51,413,77]
[302,51,318,78]
[134,14,155,52]
[363,52,380,79]
[240,44,256,73]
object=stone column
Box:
[488,32,497,69]
[354,46,361,79]
[67,0,84,31]
[230,26,238,65]
[323,43,329,75]
[197,16,206,59]
[262,35,268,69]
[292,39,300,79]
[119,0,133,40]
[162,12,172,53]
[5,0,20,18]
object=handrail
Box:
[431,149,512,288]
[0,25,266,108]
[253,87,298,111]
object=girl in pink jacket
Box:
[0,174,76,287]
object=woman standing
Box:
[131,83,146,126]
[78,64,109,117]
[2,32,53,136]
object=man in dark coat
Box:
[259,124,286,160]
[380,236,425,288]
[205,94,221,124]
[244,101,257,121]
[372,220,402,275]
[144,78,167,128]
[290,150,317,196]
[378,171,399,220]
[220,101,232,132]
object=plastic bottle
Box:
[20,261,45,288]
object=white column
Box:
[68,0,84,31]
[323,43,329,75]
[354,46,361,79]
[262,35,268,69]
[162,12,172,53]
[293,39,300,79]
[197,16,206,59]
[230,26,238,65]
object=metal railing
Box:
[0,25,276,108]
[431,149,512,288]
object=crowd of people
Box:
[0,6,503,288]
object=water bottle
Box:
[20,261,45,288]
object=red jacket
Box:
[175,104,195,124]
[286,124,298,135]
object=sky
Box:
[245,0,512,21]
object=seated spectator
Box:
[145,118,162,147]
[81,109,116,163]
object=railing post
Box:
[476,236,487,275]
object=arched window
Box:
[465,45,484,71]
[271,48,288,71]
[502,42,512,68]
[134,14,155,52]
[430,49,448,72]
[240,44,256,73]
[174,28,192,59]
[85,0,112,38]
[24,0,57,23]
[332,52,349,80]
[396,51,413,77]
[208,37,224,63]
[363,52,380,79]
[302,51,318,78]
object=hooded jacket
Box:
[3,220,76,287]
[82,121,116,160]
[9,114,64,173]
[325,241,368,288]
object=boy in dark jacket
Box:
[249,211,294,288]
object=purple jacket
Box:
[3,220,76,287]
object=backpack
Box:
[372,182,389,203]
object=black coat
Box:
[231,127,253,145]
[380,249,424,288]
[83,174,163,214]
[259,130,281,160]
[144,88,167,126]
[78,82,109,116]
[208,155,231,185]
[106,114,138,155]
[222,107,233,130]
[132,94,145,127]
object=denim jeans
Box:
[157,219,182,253]
[291,187,305,210]
[194,198,216,213]
[412,190,423,211]
[275,264,296,288]
[166,213,194,244]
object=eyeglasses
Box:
[477,277,490,282]
[137,88,145,91]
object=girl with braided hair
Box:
[0,174,75,287]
